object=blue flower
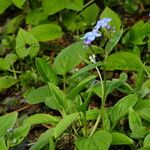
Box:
[81,29,101,45]
[81,18,112,45]
[94,18,112,30]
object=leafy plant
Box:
[0,1,150,150]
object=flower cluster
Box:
[81,18,112,45]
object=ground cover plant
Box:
[0,0,150,150]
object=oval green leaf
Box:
[30,24,62,42]
[53,42,88,75]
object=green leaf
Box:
[138,147,150,150]
[30,24,62,42]
[12,0,26,8]
[75,130,112,150]
[134,100,150,110]
[124,0,138,14]
[16,28,39,58]
[19,71,38,87]
[42,0,83,15]
[144,134,150,147]
[53,42,88,75]
[86,109,99,120]
[92,130,112,150]
[29,129,54,150]
[76,138,98,150]
[23,114,59,126]
[100,7,121,31]
[137,107,150,121]
[90,73,127,98]
[67,75,96,99]
[123,21,150,45]
[106,73,127,96]
[0,0,12,14]
[65,0,83,11]
[5,53,18,65]
[129,108,148,139]
[105,28,123,55]
[0,58,11,71]
[69,96,80,112]
[143,79,150,89]
[36,57,59,84]
[9,125,30,146]
[0,76,17,90]
[48,82,66,110]
[26,9,47,25]
[111,132,133,145]
[135,69,145,91]
[81,3,99,26]
[134,100,150,121]
[42,0,65,15]
[102,109,111,131]
[117,82,133,94]
[54,113,78,138]
[26,86,52,104]
[45,96,62,111]
[49,138,55,150]
[4,15,24,34]
[139,87,150,99]
[0,137,7,150]
[62,11,85,31]
[0,112,18,137]
[110,94,137,127]
[104,52,144,71]
[77,92,92,113]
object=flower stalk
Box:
[81,17,114,137]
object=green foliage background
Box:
[0,0,150,150]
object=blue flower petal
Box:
[81,17,112,45]
[94,18,112,29]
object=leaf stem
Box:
[11,65,17,79]
[83,112,87,137]
[77,0,95,14]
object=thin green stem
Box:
[9,69,21,73]
[88,47,109,136]
[96,67,104,100]
[72,125,78,137]
[101,68,107,130]
[11,65,17,79]
[83,112,87,137]
[89,110,101,137]
[101,103,105,130]
[89,66,105,137]
[77,0,95,14]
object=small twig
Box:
[27,142,36,146]
[42,124,53,129]
[12,104,33,113]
